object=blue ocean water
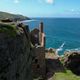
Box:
[23,18,80,55]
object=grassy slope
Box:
[0,23,18,37]
[53,70,80,80]
[0,11,30,21]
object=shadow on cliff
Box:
[46,58,66,79]
[64,52,80,76]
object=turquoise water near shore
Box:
[23,18,80,55]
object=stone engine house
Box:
[30,22,46,78]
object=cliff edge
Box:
[0,23,33,80]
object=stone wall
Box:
[32,47,46,78]
[0,23,33,80]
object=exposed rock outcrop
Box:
[64,51,80,75]
[0,23,33,80]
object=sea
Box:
[22,18,80,55]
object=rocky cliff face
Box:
[64,51,80,75]
[0,23,33,80]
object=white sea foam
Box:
[56,42,65,54]
[22,19,37,23]
[65,47,80,52]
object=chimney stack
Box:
[39,22,44,45]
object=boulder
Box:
[64,51,80,75]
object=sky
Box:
[0,0,80,17]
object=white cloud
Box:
[45,0,54,4]
[71,9,74,12]
[76,12,80,14]
[38,0,54,4]
[14,0,19,3]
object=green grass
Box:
[0,11,29,21]
[0,23,17,37]
[53,70,80,80]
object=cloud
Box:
[38,0,54,4]
[71,9,75,12]
[14,0,19,3]
[45,0,54,4]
